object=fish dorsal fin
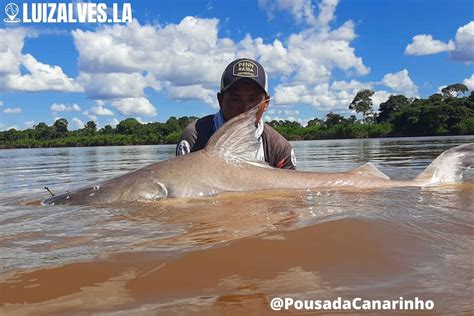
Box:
[204,106,270,168]
[351,162,390,180]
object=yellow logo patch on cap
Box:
[233,60,258,78]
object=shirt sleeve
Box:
[175,121,197,156]
[274,145,297,170]
[263,125,297,170]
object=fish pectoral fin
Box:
[134,180,169,202]
[351,162,390,180]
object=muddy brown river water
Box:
[1,136,473,315]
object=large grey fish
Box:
[42,107,473,205]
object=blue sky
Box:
[0,0,473,131]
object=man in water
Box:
[176,58,297,169]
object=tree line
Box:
[1,83,473,149]
[269,83,473,140]
[0,116,198,149]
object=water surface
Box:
[0,136,473,314]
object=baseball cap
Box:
[220,58,269,95]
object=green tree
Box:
[469,91,474,102]
[441,83,468,99]
[307,118,324,126]
[349,89,375,123]
[377,95,410,123]
[325,112,345,127]
[116,118,141,134]
[3,128,19,143]
[53,118,69,136]
[83,121,97,135]
[163,117,180,134]
[347,115,358,123]
[34,122,55,140]
[100,125,114,134]
[428,93,443,104]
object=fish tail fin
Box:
[415,143,473,185]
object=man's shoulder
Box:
[262,123,296,169]
[179,115,215,153]
[181,115,214,139]
[183,115,214,133]
[263,123,292,148]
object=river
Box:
[0,136,473,314]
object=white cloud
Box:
[72,18,227,82]
[258,0,339,29]
[0,28,82,92]
[381,69,418,97]
[274,78,373,112]
[405,35,455,56]
[72,18,229,102]
[1,124,18,130]
[24,120,35,128]
[95,100,105,106]
[85,105,114,116]
[0,28,31,75]
[405,21,474,61]
[166,84,217,106]
[274,84,309,105]
[463,74,474,90]
[6,54,83,92]
[108,118,120,128]
[274,82,354,112]
[267,109,300,116]
[71,117,85,130]
[274,78,392,114]
[50,103,81,112]
[258,0,318,26]
[331,79,372,91]
[283,20,369,84]
[111,97,157,116]
[316,0,339,28]
[284,109,300,116]
[77,72,150,99]
[437,85,447,94]
[83,113,98,122]
[264,114,305,125]
[371,90,391,111]
[450,21,474,61]
[3,107,22,114]
[0,100,3,106]
[71,12,368,108]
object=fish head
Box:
[88,174,170,203]
[42,179,169,205]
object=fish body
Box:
[42,107,474,205]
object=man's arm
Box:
[274,145,297,170]
[262,125,297,170]
[176,121,197,156]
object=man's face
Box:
[219,80,268,123]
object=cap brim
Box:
[221,77,267,95]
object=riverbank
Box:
[1,124,473,149]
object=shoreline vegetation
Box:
[1,85,473,149]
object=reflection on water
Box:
[0,136,473,314]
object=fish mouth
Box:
[41,192,71,205]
